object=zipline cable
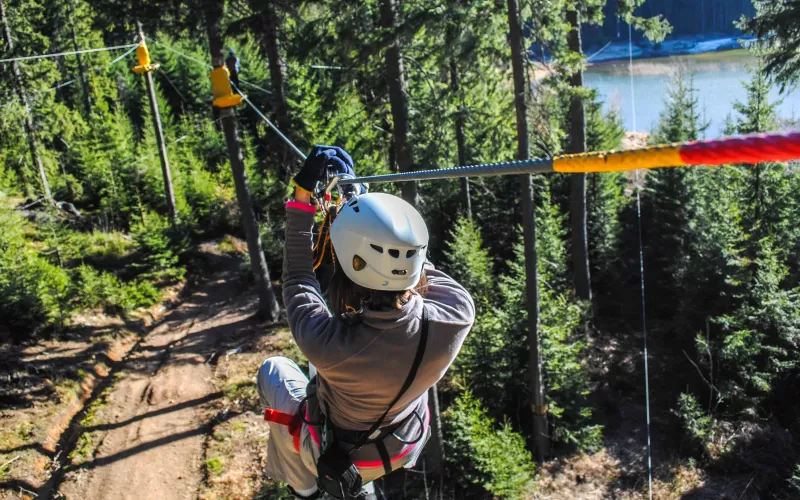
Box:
[231,81,307,160]
[630,21,653,500]
[149,39,308,158]
[333,131,800,184]
[0,43,138,64]
[107,44,139,67]
[9,43,138,104]
[146,39,800,182]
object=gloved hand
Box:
[293,145,355,194]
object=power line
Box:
[151,39,271,95]
[0,43,138,64]
[151,39,211,69]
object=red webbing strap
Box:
[264,408,303,452]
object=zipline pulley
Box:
[131,42,159,74]
[211,66,243,108]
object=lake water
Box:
[585,50,800,139]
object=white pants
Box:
[257,356,319,492]
[257,356,430,493]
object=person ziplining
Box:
[257,146,476,499]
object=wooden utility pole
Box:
[206,6,280,321]
[567,9,592,302]
[136,21,177,222]
[506,0,548,461]
[379,0,418,206]
[1,0,51,200]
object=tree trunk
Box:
[506,0,548,462]
[379,0,417,206]
[254,0,296,174]
[206,2,281,321]
[567,9,592,302]
[1,0,51,200]
[68,0,92,116]
[426,384,446,476]
[449,56,471,218]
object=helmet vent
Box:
[370,244,384,254]
[353,255,367,271]
[392,269,408,275]
[406,250,416,258]
[388,249,400,258]
[353,206,360,213]
[348,199,358,206]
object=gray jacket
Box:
[282,206,475,434]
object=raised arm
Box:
[282,147,358,367]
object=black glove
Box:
[293,145,356,194]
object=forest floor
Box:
[0,241,299,500]
[0,237,763,500]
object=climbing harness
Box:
[264,407,304,453]
[316,307,429,499]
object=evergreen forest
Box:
[1,0,800,498]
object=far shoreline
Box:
[583,33,757,64]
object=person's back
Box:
[257,146,474,499]
[301,267,473,431]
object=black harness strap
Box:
[349,306,429,454]
[375,440,392,476]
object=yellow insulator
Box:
[210,66,243,108]
[131,42,159,74]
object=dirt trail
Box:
[56,263,265,500]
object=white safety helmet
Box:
[330,193,429,291]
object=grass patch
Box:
[68,386,112,465]
[206,456,224,476]
[16,421,34,441]
[218,235,245,255]
[69,230,135,261]
[69,432,95,465]
[223,381,258,408]
[254,481,293,499]
[53,377,82,404]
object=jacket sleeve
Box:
[422,263,476,328]
[282,203,339,368]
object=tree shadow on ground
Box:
[1,259,284,498]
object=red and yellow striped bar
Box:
[553,132,800,173]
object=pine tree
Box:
[741,0,800,91]
[642,71,708,319]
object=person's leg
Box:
[257,356,318,497]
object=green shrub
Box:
[0,210,73,335]
[444,391,535,499]
[74,265,160,314]
[674,392,713,448]
[131,213,187,283]
[789,464,800,495]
